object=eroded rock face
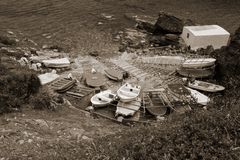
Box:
[214,26,240,79]
[154,12,183,34]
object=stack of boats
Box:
[91,83,142,118]
[177,58,216,78]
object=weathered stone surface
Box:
[154,12,183,34]
[165,34,179,41]
[149,35,179,46]
[124,13,157,33]
[122,28,149,49]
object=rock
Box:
[205,45,214,55]
[97,22,103,25]
[117,116,124,122]
[42,45,48,49]
[85,106,94,112]
[101,13,115,20]
[82,135,93,141]
[0,35,17,45]
[35,119,49,128]
[149,35,177,46]
[7,31,14,35]
[119,45,127,52]
[154,11,183,34]
[183,19,196,26]
[0,43,6,48]
[124,13,157,32]
[156,116,165,121]
[19,140,25,145]
[135,15,157,33]
[69,128,85,139]
[165,34,179,41]
[28,139,33,143]
[89,51,99,57]
[122,28,149,49]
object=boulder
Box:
[149,35,179,46]
[154,12,183,34]
[122,28,149,49]
[135,15,157,33]
[124,13,157,33]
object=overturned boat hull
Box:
[182,58,216,68]
[177,66,214,78]
[104,69,123,81]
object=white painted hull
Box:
[116,98,141,116]
[182,58,216,68]
[43,58,70,68]
[186,87,210,106]
[117,83,141,102]
[188,80,225,92]
[91,90,116,107]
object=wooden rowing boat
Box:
[50,78,76,93]
[104,69,123,81]
[84,72,105,87]
[143,93,168,116]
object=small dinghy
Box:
[42,58,70,68]
[85,72,105,87]
[186,87,210,105]
[182,58,216,68]
[116,98,141,117]
[144,93,168,116]
[91,90,116,107]
[177,66,214,78]
[117,83,141,102]
[50,78,76,93]
[104,69,123,81]
[187,80,225,92]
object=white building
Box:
[181,25,230,50]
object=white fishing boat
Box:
[186,87,210,106]
[116,98,141,117]
[182,58,216,68]
[187,80,225,92]
[117,83,141,102]
[91,90,116,107]
[42,57,70,68]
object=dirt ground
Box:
[0,0,240,159]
